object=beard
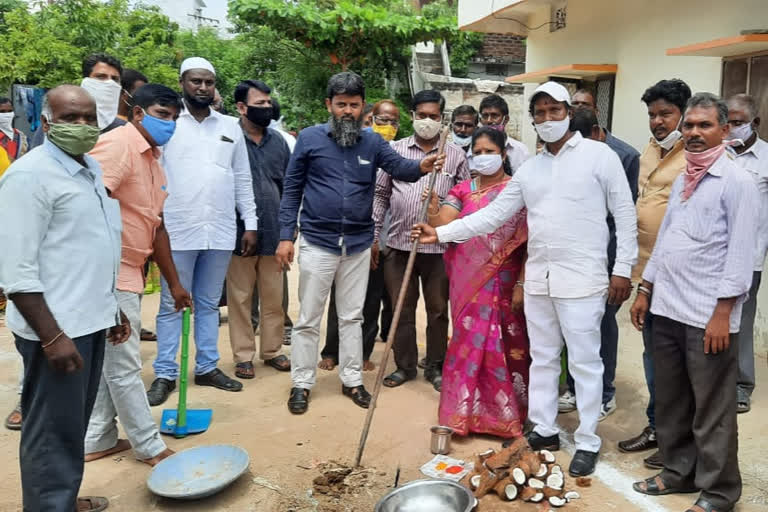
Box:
[329,115,362,147]
[184,91,214,109]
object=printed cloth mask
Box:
[413,118,442,140]
[373,124,398,141]
[47,122,100,155]
[81,77,122,129]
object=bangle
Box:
[637,285,652,297]
[515,281,524,288]
[41,330,64,349]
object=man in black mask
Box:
[226,80,292,378]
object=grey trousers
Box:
[16,330,105,512]
[85,291,166,460]
[737,271,761,398]
[653,315,741,510]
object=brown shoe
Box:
[618,426,657,453]
[643,450,664,469]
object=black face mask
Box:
[246,106,273,127]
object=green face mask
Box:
[46,122,101,156]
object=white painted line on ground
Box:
[559,430,673,512]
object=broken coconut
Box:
[492,477,518,501]
[543,486,563,498]
[564,490,581,502]
[469,474,482,490]
[549,496,567,508]
[539,449,556,464]
[520,486,538,501]
[546,473,564,490]
[512,467,527,485]
[528,478,545,489]
[473,469,500,498]
[530,492,545,503]
[535,464,549,478]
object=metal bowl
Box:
[374,479,478,512]
[147,444,250,499]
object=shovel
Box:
[160,308,212,437]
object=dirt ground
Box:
[0,268,766,512]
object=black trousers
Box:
[16,330,105,512]
[322,262,386,362]
[653,315,741,510]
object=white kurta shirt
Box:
[162,108,257,251]
[437,132,638,299]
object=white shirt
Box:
[727,137,768,271]
[437,132,638,299]
[162,108,258,251]
[0,140,121,340]
[276,129,296,152]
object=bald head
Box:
[43,85,98,128]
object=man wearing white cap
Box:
[414,81,637,477]
[147,57,259,406]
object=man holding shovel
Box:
[277,72,444,414]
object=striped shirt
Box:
[644,152,758,332]
[373,136,470,253]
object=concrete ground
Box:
[0,268,766,511]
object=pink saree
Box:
[439,177,530,439]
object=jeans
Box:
[154,249,232,379]
[17,331,105,512]
[567,302,619,404]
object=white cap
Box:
[532,81,571,105]
[179,57,216,77]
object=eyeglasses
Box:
[373,115,399,126]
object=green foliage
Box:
[446,32,484,78]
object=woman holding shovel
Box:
[421,127,530,439]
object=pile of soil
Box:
[311,461,392,511]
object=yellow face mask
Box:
[372,123,398,142]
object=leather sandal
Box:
[194,368,243,391]
[4,403,21,431]
[288,387,310,414]
[265,355,291,372]
[383,369,412,388]
[632,474,698,496]
[77,496,109,511]
[235,362,255,379]
[686,497,734,512]
[342,385,372,408]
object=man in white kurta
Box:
[417,82,637,477]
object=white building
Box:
[459,0,768,353]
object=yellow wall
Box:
[518,0,768,151]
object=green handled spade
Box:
[160,308,212,437]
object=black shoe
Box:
[618,425,657,453]
[288,387,310,414]
[194,368,243,391]
[569,450,599,477]
[342,385,372,408]
[526,431,560,451]
[424,364,443,392]
[147,378,176,406]
[643,450,664,470]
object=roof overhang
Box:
[666,34,768,57]
[458,0,555,36]
[506,64,618,84]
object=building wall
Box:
[478,34,526,61]
[516,0,768,354]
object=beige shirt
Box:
[633,138,686,281]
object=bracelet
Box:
[41,330,64,349]
[637,285,652,297]
[515,280,524,288]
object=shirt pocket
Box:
[211,137,236,170]
[683,205,713,242]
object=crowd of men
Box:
[0,50,764,512]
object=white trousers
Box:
[84,291,166,459]
[291,239,370,390]
[525,291,606,452]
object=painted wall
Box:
[515,0,768,354]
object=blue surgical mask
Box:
[141,110,176,146]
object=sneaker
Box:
[558,390,577,413]
[598,397,617,422]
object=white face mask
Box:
[81,77,122,129]
[413,118,442,140]
[469,154,503,176]
[726,122,753,146]
[0,112,14,139]
[534,117,570,143]
[653,117,683,151]
[452,132,472,147]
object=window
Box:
[721,52,768,140]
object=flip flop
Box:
[4,403,21,431]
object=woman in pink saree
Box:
[424,127,530,439]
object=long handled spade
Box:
[160,308,213,437]
[354,126,451,467]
